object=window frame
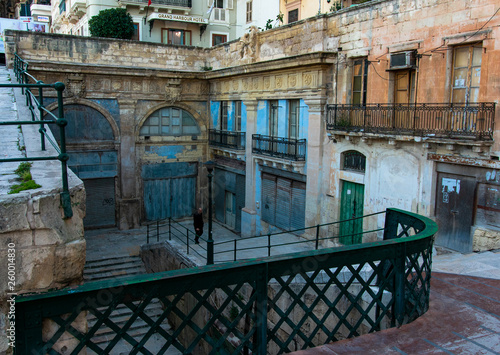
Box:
[246,0,252,23]
[140,107,200,137]
[451,43,482,104]
[341,150,366,173]
[220,101,229,130]
[351,58,369,105]
[269,100,279,137]
[288,8,298,23]
[161,28,192,46]
[212,33,227,46]
[235,101,242,131]
[288,99,299,139]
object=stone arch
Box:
[46,98,120,143]
[137,102,207,138]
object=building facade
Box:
[6,0,500,251]
[30,0,279,47]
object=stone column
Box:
[241,100,258,237]
[117,98,141,230]
[303,98,327,229]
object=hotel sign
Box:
[150,13,208,24]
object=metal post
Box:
[157,220,159,242]
[394,243,406,327]
[169,217,172,241]
[267,234,271,257]
[315,224,320,249]
[37,82,46,151]
[187,229,190,254]
[206,162,215,265]
[234,239,237,261]
[255,264,268,354]
[55,82,72,219]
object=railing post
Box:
[267,234,271,257]
[186,229,190,254]
[55,82,72,219]
[255,264,268,354]
[37,81,46,151]
[157,220,159,242]
[169,217,172,240]
[315,224,320,249]
[393,243,406,327]
[234,239,237,261]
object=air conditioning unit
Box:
[390,50,417,69]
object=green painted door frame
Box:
[339,180,365,244]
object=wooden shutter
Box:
[261,173,276,225]
[275,177,292,229]
[291,181,306,231]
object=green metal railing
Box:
[15,208,437,354]
[1,54,72,218]
[146,211,386,265]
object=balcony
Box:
[120,0,192,10]
[252,134,306,161]
[209,129,245,150]
[326,103,495,140]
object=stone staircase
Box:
[83,256,179,354]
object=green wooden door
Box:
[339,181,365,245]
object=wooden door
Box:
[339,181,364,245]
[435,173,475,252]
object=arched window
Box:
[140,107,200,136]
[342,150,366,173]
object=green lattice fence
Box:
[15,208,437,354]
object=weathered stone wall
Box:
[5,31,211,71]
[0,86,86,354]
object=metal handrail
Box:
[0,53,72,218]
[147,211,389,265]
[145,218,207,260]
[326,103,496,140]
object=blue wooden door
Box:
[144,177,196,221]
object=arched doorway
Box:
[50,104,118,228]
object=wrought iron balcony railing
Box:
[209,129,246,150]
[326,103,495,140]
[252,134,306,161]
[128,0,192,6]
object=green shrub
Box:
[89,8,135,40]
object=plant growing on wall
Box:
[88,8,135,40]
[9,162,41,194]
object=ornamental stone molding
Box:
[66,73,86,98]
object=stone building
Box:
[5,0,500,252]
[36,0,279,47]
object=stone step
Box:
[84,255,146,282]
[83,255,171,352]
[84,255,145,271]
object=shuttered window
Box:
[261,173,306,231]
